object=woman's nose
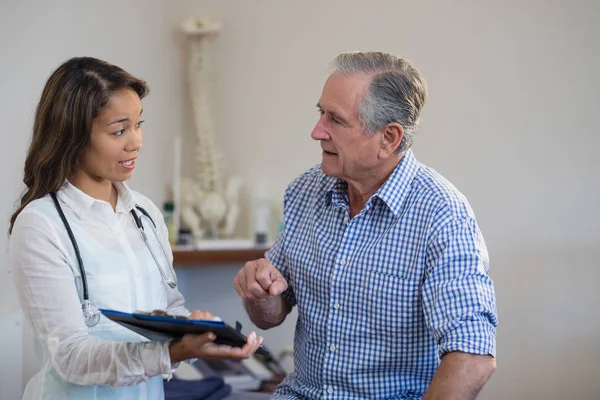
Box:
[126,129,143,151]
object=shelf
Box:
[173,246,270,267]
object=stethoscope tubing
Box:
[50,192,178,310]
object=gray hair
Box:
[331,52,428,154]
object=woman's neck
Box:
[69,173,118,211]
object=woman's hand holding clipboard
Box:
[169,310,263,363]
[99,309,266,363]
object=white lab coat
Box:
[9,181,190,400]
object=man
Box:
[234,51,498,399]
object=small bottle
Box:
[252,183,270,245]
[177,228,193,247]
[163,201,176,245]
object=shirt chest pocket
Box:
[357,270,423,337]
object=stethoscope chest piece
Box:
[82,300,101,327]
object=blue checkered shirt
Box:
[266,150,497,400]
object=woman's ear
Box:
[379,123,404,158]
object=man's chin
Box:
[320,163,340,178]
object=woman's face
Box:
[78,88,144,184]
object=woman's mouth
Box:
[119,158,136,170]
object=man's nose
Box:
[311,119,330,141]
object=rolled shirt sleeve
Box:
[422,216,498,358]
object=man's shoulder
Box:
[412,164,475,220]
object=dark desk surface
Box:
[173,247,270,267]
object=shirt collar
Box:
[57,181,136,220]
[323,150,421,217]
[113,181,137,213]
[374,150,420,217]
[320,171,346,208]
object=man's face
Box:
[311,73,382,182]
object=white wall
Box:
[0,0,180,314]
[0,313,22,400]
[1,0,599,399]
[0,0,198,394]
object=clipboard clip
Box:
[235,321,243,334]
[136,309,188,320]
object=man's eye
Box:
[136,120,145,128]
[331,116,341,124]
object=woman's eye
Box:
[113,129,125,136]
[136,120,145,128]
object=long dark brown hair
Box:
[9,57,149,233]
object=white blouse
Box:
[9,181,190,400]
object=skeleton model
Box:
[180,16,242,240]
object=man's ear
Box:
[379,123,404,158]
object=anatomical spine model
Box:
[180,16,242,240]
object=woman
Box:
[9,57,262,399]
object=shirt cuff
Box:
[439,334,496,359]
[160,339,178,381]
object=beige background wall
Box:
[1,1,598,399]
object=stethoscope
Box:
[50,192,178,327]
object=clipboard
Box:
[99,309,270,356]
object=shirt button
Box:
[330,344,336,352]
[339,258,346,266]
[327,386,334,394]
[333,302,341,310]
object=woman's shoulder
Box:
[129,190,164,221]
[15,195,56,224]
[10,195,59,241]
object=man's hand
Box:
[233,258,292,329]
[234,258,288,301]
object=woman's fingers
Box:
[182,332,216,348]
[193,331,263,360]
[189,310,216,320]
[181,329,263,360]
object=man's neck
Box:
[346,156,402,218]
